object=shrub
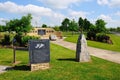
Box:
[14,34,22,46]
[14,34,39,47]
[1,34,11,45]
[21,35,39,47]
[87,31,96,40]
[0,33,4,42]
[96,33,110,42]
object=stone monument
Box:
[76,34,91,62]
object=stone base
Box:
[31,63,50,71]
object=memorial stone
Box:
[29,39,50,71]
[76,34,91,62]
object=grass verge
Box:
[0,43,120,80]
[64,34,120,52]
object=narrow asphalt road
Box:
[51,39,120,64]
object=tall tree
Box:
[69,19,78,31]
[78,17,84,32]
[6,14,32,34]
[95,19,106,33]
[83,18,91,31]
[60,18,70,31]
[20,14,32,34]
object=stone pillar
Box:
[76,34,91,62]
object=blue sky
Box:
[0,0,120,27]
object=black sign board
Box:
[38,30,46,35]
[29,39,50,64]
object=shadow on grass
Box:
[5,65,30,71]
[13,65,30,71]
[57,58,76,62]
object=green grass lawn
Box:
[0,43,120,80]
[64,34,120,52]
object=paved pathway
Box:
[0,65,10,74]
[51,39,120,64]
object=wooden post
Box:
[13,46,16,63]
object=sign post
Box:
[13,46,16,63]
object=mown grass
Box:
[0,43,120,80]
[64,34,120,52]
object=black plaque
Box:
[38,30,46,35]
[29,39,50,64]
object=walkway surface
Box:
[0,65,10,74]
[51,39,120,64]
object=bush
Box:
[14,34,39,47]
[21,35,39,46]
[96,33,110,42]
[0,33,4,42]
[14,34,22,46]
[87,31,96,40]
[1,34,11,45]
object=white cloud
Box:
[96,14,120,27]
[0,18,9,25]
[97,0,109,5]
[0,1,53,16]
[115,11,120,16]
[69,10,89,19]
[110,0,120,7]
[0,1,65,26]
[97,0,120,7]
[97,14,112,22]
[39,0,91,9]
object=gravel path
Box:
[51,39,120,64]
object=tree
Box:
[86,24,96,40]
[6,14,32,34]
[0,25,5,32]
[78,17,91,32]
[117,27,120,32]
[20,14,32,34]
[42,24,47,28]
[60,18,70,31]
[95,19,106,33]
[69,19,78,31]
[83,18,91,31]
[53,26,60,31]
[78,17,84,32]
[89,24,97,32]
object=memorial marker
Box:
[76,34,91,62]
[29,39,50,71]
